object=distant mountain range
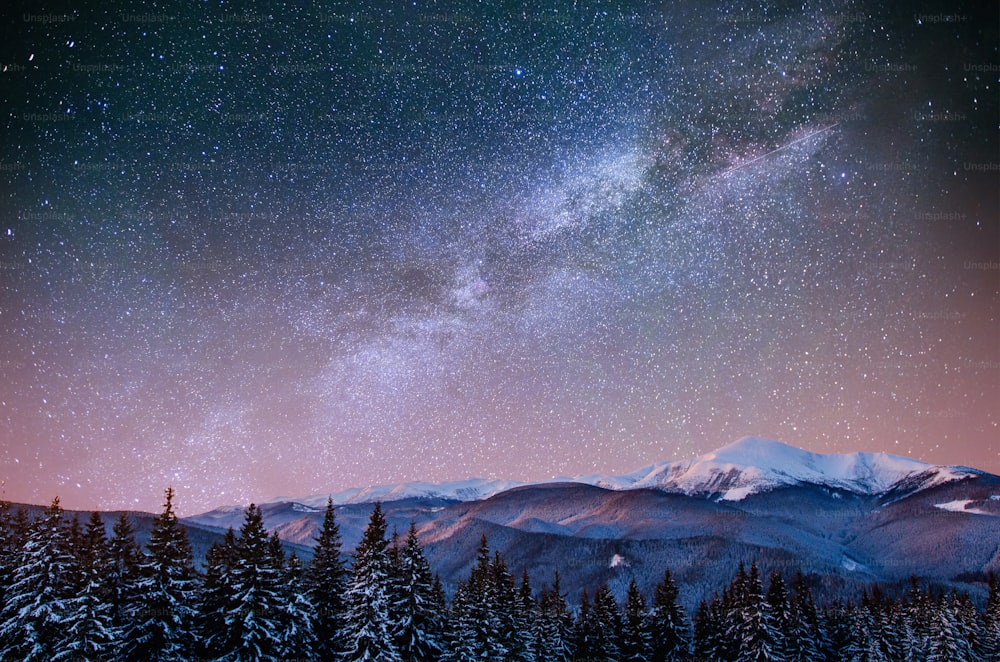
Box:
[264,437,981,506]
[186,438,1000,609]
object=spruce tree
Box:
[574,588,598,660]
[392,522,443,661]
[59,511,115,660]
[693,599,715,661]
[737,561,781,662]
[107,511,143,652]
[787,570,823,661]
[219,504,290,660]
[926,596,965,662]
[765,569,791,660]
[0,497,76,661]
[308,497,348,659]
[444,581,479,662]
[513,568,537,662]
[343,502,401,661]
[822,601,854,662]
[123,487,199,661]
[982,572,1000,659]
[650,567,691,662]
[462,534,505,659]
[489,550,522,660]
[276,547,318,658]
[0,499,17,610]
[197,528,239,658]
[533,571,573,662]
[592,583,623,660]
[621,579,653,662]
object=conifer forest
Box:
[1,489,998,661]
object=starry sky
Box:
[1,0,997,515]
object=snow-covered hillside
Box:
[269,437,978,506]
[605,437,977,500]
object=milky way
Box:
[1,0,997,514]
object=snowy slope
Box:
[269,437,978,506]
[270,477,530,508]
[608,437,978,500]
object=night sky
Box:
[1,0,997,515]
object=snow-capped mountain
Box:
[595,437,978,500]
[269,437,978,506]
[269,478,530,508]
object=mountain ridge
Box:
[267,437,980,508]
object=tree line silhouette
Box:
[0,489,998,661]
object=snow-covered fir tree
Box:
[765,569,791,660]
[342,502,401,662]
[621,579,653,662]
[591,583,624,660]
[0,500,17,611]
[532,571,573,662]
[459,535,508,659]
[197,528,239,658]
[982,572,1000,659]
[926,596,966,662]
[489,549,525,660]
[389,522,443,661]
[59,511,116,660]
[650,567,691,662]
[107,511,143,644]
[443,581,479,662]
[259,531,318,659]
[731,561,782,662]
[0,497,76,661]
[786,570,824,661]
[307,496,348,660]
[216,504,291,661]
[122,487,199,661]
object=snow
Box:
[935,500,994,516]
[267,437,980,507]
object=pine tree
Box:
[650,567,691,662]
[123,487,199,661]
[737,561,781,662]
[787,570,823,661]
[107,511,143,642]
[621,579,653,662]
[765,569,791,661]
[343,502,401,661]
[573,588,598,660]
[822,601,854,662]
[59,511,115,660]
[197,528,239,658]
[982,572,1000,659]
[904,576,933,661]
[462,534,506,659]
[489,550,522,660]
[693,599,716,661]
[514,568,537,662]
[926,595,965,662]
[444,581,479,662]
[392,523,443,661]
[217,504,290,660]
[533,571,573,662]
[275,546,318,658]
[308,496,348,660]
[0,499,18,609]
[0,497,76,661]
[592,583,623,660]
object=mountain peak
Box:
[265,438,978,508]
[643,438,975,500]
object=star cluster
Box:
[0,0,996,514]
